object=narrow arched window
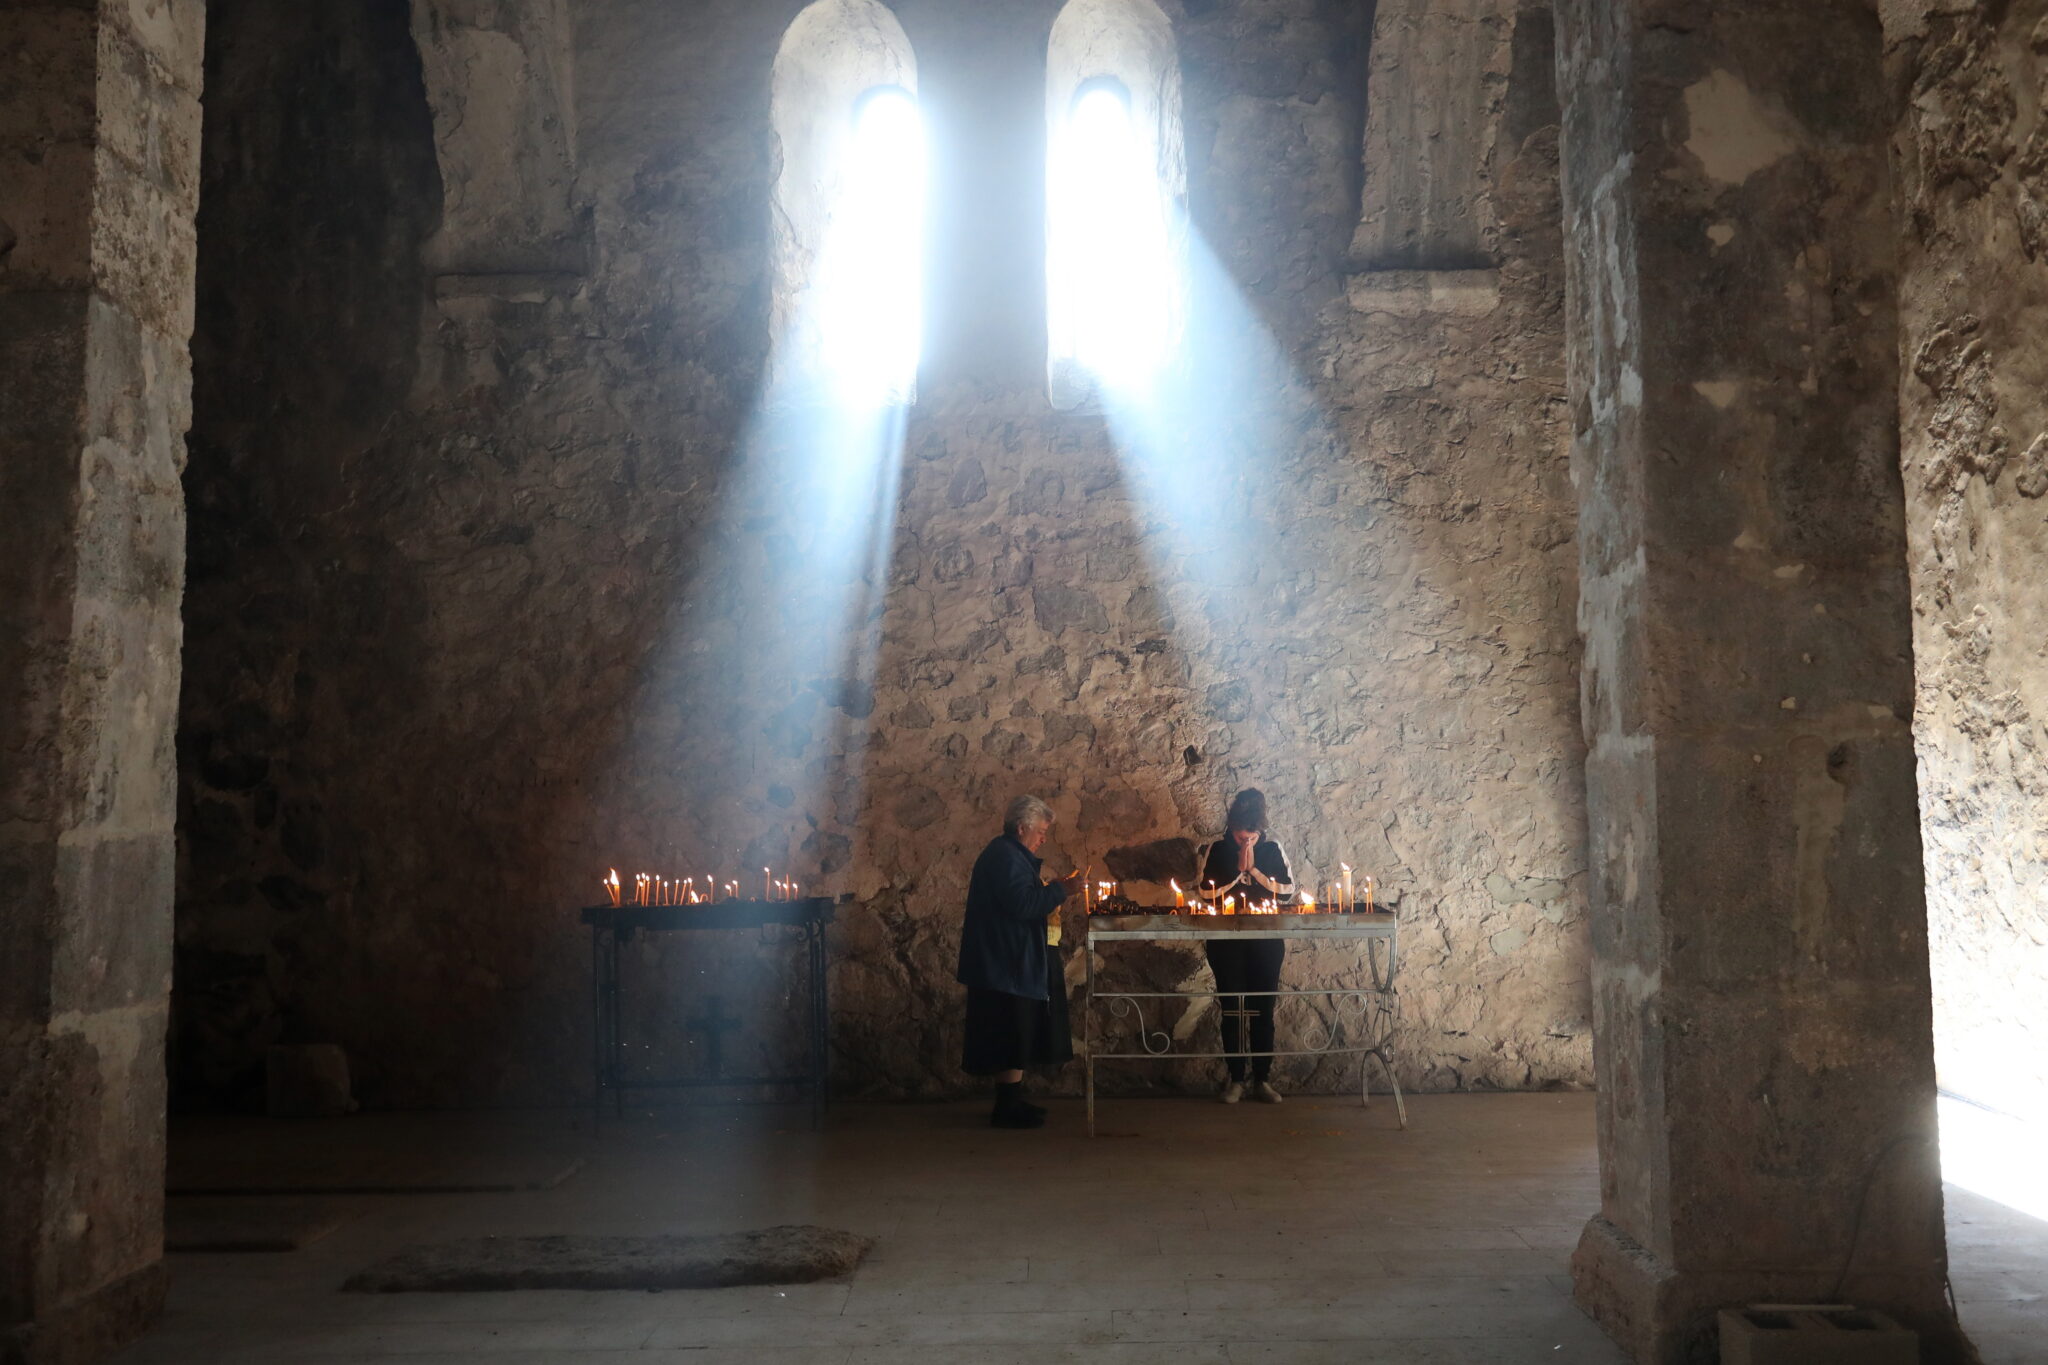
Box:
[1046,0,1185,411]
[770,1,923,408]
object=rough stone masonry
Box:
[1886,0,2048,1134]
[1,1,206,1361]
[173,0,1592,1109]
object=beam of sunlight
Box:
[589,85,922,1140]
[1093,220,1331,624]
[604,85,920,896]
[1939,1093,2048,1223]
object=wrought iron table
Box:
[1082,912,1405,1136]
[581,899,833,1128]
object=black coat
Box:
[957,835,1069,1000]
[1197,835,1298,907]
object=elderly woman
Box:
[1196,788,1297,1104]
[956,795,1084,1129]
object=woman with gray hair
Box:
[956,795,1083,1128]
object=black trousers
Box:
[1204,938,1286,1082]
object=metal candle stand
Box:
[581,898,834,1129]
[1082,911,1406,1137]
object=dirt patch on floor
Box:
[343,1225,874,1292]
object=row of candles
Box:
[601,868,805,907]
[1076,864,1376,914]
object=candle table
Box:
[581,898,834,1129]
[1082,911,1405,1136]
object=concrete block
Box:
[1719,1305,1918,1365]
[266,1045,358,1118]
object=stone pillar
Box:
[1352,0,1516,270]
[0,2,203,1361]
[1553,2,1970,1361]
[411,0,583,275]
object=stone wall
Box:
[1887,0,2048,1128]
[176,0,1591,1108]
[2,0,205,1357]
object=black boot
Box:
[991,1081,1045,1129]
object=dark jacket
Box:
[1196,835,1297,907]
[957,834,1069,1000]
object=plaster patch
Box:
[1706,223,1735,248]
[1683,70,1796,186]
[1693,380,1740,408]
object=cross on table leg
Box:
[1220,1001,1261,1084]
[688,996,742,1078]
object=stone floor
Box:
[113,1093,2046,1364]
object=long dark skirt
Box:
[961,948,1073,1075]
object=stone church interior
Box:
[7,0,2048,1362]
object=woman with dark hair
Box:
[1196,788,1296,1104]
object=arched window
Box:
[770,0,923,408]
[1046,0,1185,410]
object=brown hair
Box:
[1225,788,1267,834]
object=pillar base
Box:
[0,1262,166,1365]
[1571,1215,1981,1365]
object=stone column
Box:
[0,2,204,1361]
[1352,0,1516,270]
[1553,1,1969,1361]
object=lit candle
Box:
[1223,895,1235,915]
[1364,875,1375,912]
[606,869,621,907]
[1301,892,1315,911]
[1171,879,1184,910]
[763,868,771,901]
[1341,864,1353,915]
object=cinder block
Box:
[1719,1304,1918,1365]
[266,1045,357,1118]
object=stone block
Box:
[105,0,207,96]
[1346,269,1503,317]
[89,150,199,340]
[51,834,175,1011]
[266,1045,358,1118]
[1717,1306,1917,1365]
[97,24,205,211]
